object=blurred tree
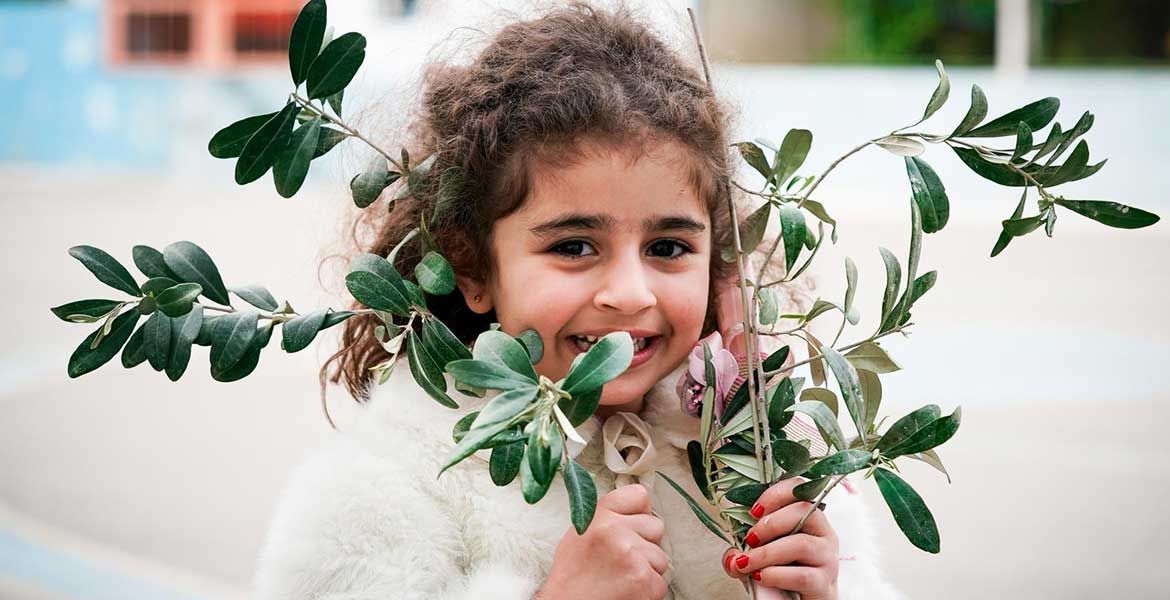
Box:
[824,0,996,65]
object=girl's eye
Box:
[549,239,597,258]
[647,239,692,259]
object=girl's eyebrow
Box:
[529,213,706,238]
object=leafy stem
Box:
[290,92,404,172]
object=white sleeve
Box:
[251,438,543,600]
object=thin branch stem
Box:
[290,92,404,172]
[796,140,874,209]
[788,474,847,536]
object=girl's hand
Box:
[719,478,839,600]
[538,484,669,600]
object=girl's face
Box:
[460,139,712,416]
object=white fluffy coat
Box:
[252,355,905,599]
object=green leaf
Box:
[131,245,179,280]
[235,103,300,185]
[789,400,845,452]
[1030,122,1064,165]
[155,283,202,318]
[520,442,554,504]
[909,271,937,306]
[345,253,411,315]
[1011,122,1034,162]
[452,411,477,444]
[768,376,796,431]
[772,438,811,474]
[876,405,941,452]
[230,285,278,312]
[162,241,231,306]
[273,118,321,198]
[421,317,472,365]
[858,369,882,435]
[558,387,601,427]
[281,308,328,353]
[822,345,866,440]
[350,158,395,208]
[950,84,988,137]
[306,32,366,100]
[414,251,456,295]
[779,204,806,273]
[734,142,772,183]
[165,304,202,381]
[407,329,458,408]
[489,440,524,487]
[964,97,1060,138]
[885,407,961,457]
[288,0,327,86]
[446,359,534,391]
[874,135,925,157]
[471,386,538,430]
[528,417,563,486]
[211,322,271,382]
[843,257,859,325]
[804,300,839,328]
[516,329,544,364]
[757,287,778,326]
[656,471,732,545]
[920,59,950,122]
[1003,215,1045,237]
[801,198,838,243]
[738,202,771,255]
[67,310,139,378]
[1055,199,1159,229]
[991,189,1029,257]
[320,309,355,331]
[472,330,538,383]
[51,299,121,322]
[763,346,790,373]
[952,146,1025,187]
[793,476,831,502]
[773,129,813,188]
[904,156,949,234]
[801,387,838,417]
[121,322,148,368]
[327,88,344,118]
[875,467,940,553]
[140,277,177,298]
[1039,140,1090,187]
[807,449,872,478]
[313,127,348,158]
[879,247,901,325]
[725,483,766,508]
[68,245,141,297]
[1041,111,1094,166]
[209,310,258,375]
[440,413,513,477]
[561,332,633,395]
[844,342,900,374]
[687,441,712,501]
[208,112,278,159]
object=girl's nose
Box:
[593,251,657,315]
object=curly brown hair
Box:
[319,1,749,419]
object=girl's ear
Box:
[456,275,494,314]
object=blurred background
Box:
[1,0,1167,598]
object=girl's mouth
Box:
[568,334,662,369]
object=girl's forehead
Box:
[519,139,709,225]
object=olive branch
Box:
[50,2,1159,597]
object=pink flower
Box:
[677,331,740,420]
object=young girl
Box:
[253,4,902,599]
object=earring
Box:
[474,294,482,303]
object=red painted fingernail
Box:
[745,531,760,548]
[752,571,762,581]
[735,554,750,569]
[750,503,765,518]
[723,553,733,571]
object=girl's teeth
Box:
[573,335,651,353]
